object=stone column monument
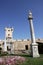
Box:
[28,11,40,57]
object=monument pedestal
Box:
[30,43,40,57]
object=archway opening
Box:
[37,42,43,54]
[25,45,28,50]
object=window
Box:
[8,30,10,31]
[8,34,10,36]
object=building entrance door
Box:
[25,45,28,50]
[7,46,11,54]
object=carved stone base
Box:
[30,43,40,57]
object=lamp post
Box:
[28,11,40,57]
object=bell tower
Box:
[4,27,14,53]
[5,27,13,40]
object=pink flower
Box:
[0,56,26,65]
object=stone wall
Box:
[13,39,31,53]
[0,39,43,54]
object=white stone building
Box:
[0,27,43,54]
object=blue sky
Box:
[0,0,43,40]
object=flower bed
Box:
[0,56,26,65]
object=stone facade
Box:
[0,39,31,54]
[0,27,43,54]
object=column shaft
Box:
[29,19,36,43]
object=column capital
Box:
[28,10,33,20]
